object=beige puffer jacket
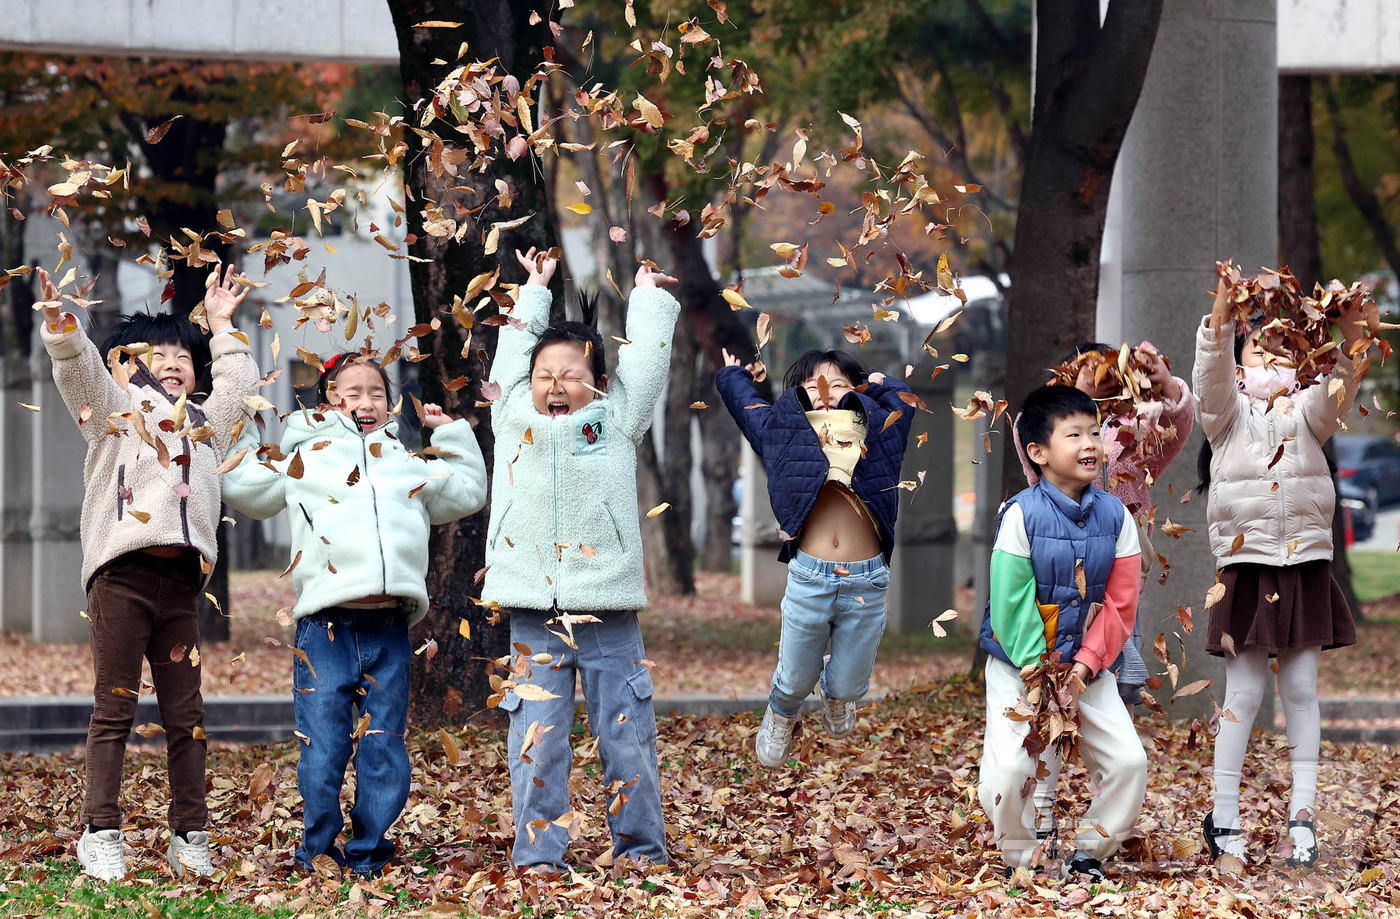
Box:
[1193,319,1358,569]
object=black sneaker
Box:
[1060,852,1106,882]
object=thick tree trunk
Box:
[387,0,558,728]
[697,399,741,571]
[1282,74,1364,621]
[1000,0,1164,500]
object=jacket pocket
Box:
[603,502,625,549]
[627,665,654,702]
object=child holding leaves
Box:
[484,249,680,871]
[715,348,914,768]
[1197,269,1378,868]
[221,353,487,878]
[37,264,259,881]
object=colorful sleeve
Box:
[1075,506,1142,675]
[989,503,1048,668]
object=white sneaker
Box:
[77,828,126,882]
[168,830,215,877]
[755,705,798,768]
[817,684,856,738]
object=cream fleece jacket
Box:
[41,319,260,590]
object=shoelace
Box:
[173,836,213,873]
[86,835,125,875]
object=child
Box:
[485,248,680,871]
[221,353,487,878]
[715,347,914,768]
[37,264,259,881]
[1015,342,1194,845]
[1196,280,1373,867]
[977,384,1147,881]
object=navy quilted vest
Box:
[714,366,913,563]
[978,479,1125,666]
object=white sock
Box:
[1277,648,1321,861]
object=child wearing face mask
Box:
[485,248,680,872]
[715,348,914,769]
[221,353,487,878]
[1196,277,1377,868]
[37,265,258,882]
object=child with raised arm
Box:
[715,348,914,768]
[221,354,487,879]
[977,384,1146,882]
[1196,279,1374,868]
[36,264,259,881]
[485,248,680,871]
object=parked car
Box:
[1339,479,1376,543]
[1333,434,1400,510]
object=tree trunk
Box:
[1000,0,1164,501]
[0,195,35,359]
[1282,74,1364,621]
[697,398,741,571]
[387,0,558,729]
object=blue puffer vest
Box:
[978,479,1126,667]
[715,366,914,563]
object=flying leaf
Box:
[145,116,183,145]
[134,723,165,738]
[929,609,958,638]
[514,683,562,702]
[646,503,671,518]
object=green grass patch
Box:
[1346,550,1400,604]
[0,860,300,919]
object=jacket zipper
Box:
[1269,413,1284,561]
[361,432,388,592]
[552,417,562,605]
[116,464,125,521]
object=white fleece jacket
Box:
[1194,319,1359,568]
[41,318,260,590]
[481,284,681,613]
[221,412,487,626]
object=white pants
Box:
[978,657,1148,866]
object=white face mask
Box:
[1238,364,1298,400]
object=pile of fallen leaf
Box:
[1050,343,1167,421]
[1006,653,1085,766]
[2,682,1399,918]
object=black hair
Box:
[100,311,212,393]
[317,352,393,407]
[528,290,606,385]
[1196,327,1252,492]
[782,349,868,392]
[1055,341,1114,367]
[1015,384,1099,470]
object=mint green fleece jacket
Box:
[481,284,681,613]
[221,412,487,625]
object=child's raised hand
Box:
[35,267,66,331]
[1336,294,1380,349]
[204,263,248,334]
[1209,277,1236,333]
[1136,346,1183,402]
[420,403,454,429]
[635,263,677,288]
[515,247,557,287]
[721,348,741,368]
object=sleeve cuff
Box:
[1073,648,1104,676]
[1197,318,1233,349]
[209,329,252,359]
[39,318,87,361]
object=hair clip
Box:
[322,352,345,372]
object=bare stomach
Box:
[797,483,882,562]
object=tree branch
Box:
[1322,77,1400,280]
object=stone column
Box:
[1114,0,1277,723]
[30,362,89,644]
[739,446,787,607]
[0,359,34,633]
[971,353,1007,627]
[887,363,957,634]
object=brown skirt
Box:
[1205,560,1355,657]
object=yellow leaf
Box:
[459,618,471,639]
[566,202,592,216]
[646,503,671,518]
[128,510,151,524]
[721,288,751,310]
[440,727,461,765]
[413,20,462,27]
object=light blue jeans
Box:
[502,609,666,870]
[769,550,890,717]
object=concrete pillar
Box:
[971,353,1008,625]
[1114,0,1277,723]
[30,363,89,643]
[0,359,33,633]
[887,363,957,634]
[739,446,787,607]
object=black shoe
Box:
[1284,819,1318,868]
[1203,812,1244,862]
[1060,852,1105,882]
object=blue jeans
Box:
[769,551,889,718]
[292,611,411,874]
[502,609,666,870]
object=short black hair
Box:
[100,311,211,391]
[783,349,868,391]
[1016,384,1099,469]
[1055,341,1114,366]
[529,290,606,384]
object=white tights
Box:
[1211,647,1321,860]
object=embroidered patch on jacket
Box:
[575,419,607,455]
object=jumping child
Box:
[715,347,914,768]
[221,353,487,878]
[38,264,260,880]
[485,248,680,871]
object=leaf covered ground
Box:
[2,684,1399,918]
